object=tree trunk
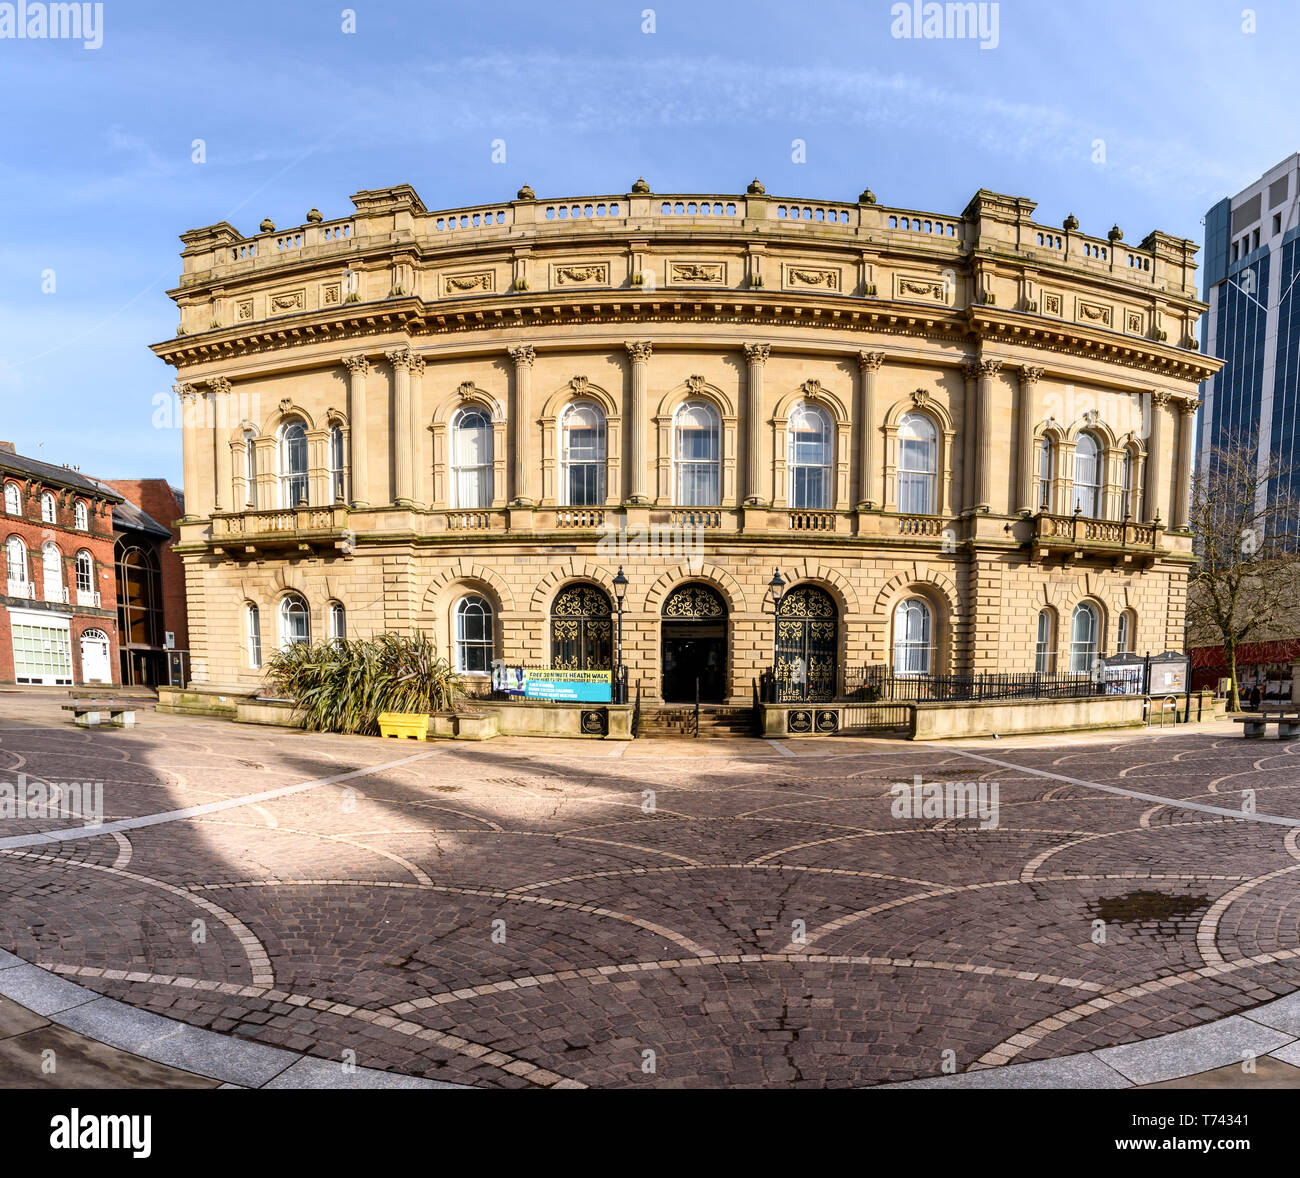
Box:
[1224,637,1241,712]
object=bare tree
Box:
[1186,431,1300,711]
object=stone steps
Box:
[635,704,758,738]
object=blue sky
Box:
[0,0,1294,483]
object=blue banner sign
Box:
[492,664,611,703]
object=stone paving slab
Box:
[1093,1016,1294,1086]
[1,693,1298,1089]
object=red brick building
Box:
[1,442,121,686]
[98,478,190,686]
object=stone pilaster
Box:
[625,341,652,503]
[961,362,979,513]
[743,343,770,505]
[1172,396,1197,529]
[974,358,1003,512]
[177,383,200,520]
[856,350,884,508]
[343,355,371,507]
[509,345,536,505]
[386,347,420,506]
[1016,365,1044,514]
[1145,391,1169,525]
[209,377,233,513]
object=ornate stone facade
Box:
[154,182,1221,701]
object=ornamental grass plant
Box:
[266,632,462,734]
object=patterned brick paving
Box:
[2,694,1299,1088]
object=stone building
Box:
[152,181,1220,705]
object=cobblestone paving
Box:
[2,695,1298,1088]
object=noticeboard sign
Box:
[492,664,612,703]
[1147,652,1190,694]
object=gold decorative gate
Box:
[775,585,838,702]
[549,583,612,669]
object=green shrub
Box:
[265,633,462,735]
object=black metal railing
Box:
[840,666,1114,703]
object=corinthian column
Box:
[343,355,371,507]
[743,343,770,504]
[1145,391,1169,524]
[1172,397,1197,529]
[1016,365,1045,514]
[208,377,233,514]
[386,347,419,506]
[974,358,1003,512]
[177,383,199,520]
[625,341,652,503]
[508,345,536,505]
[856,350,884,508]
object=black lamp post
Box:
[612,565,628,703]
[766,568,786,701]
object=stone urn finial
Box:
[631,176,650,194]
[746,177,766,195]
[516,183,535,200]
[859,187,877,204]
[1063,213,1079,231]
[1108,224,1124,243]
[306,207,323,223]
[259,216,276,233]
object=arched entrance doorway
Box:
[661,582,727,702]
[80,628,112,685]
[775,585,838,701]
[549,583,612,670]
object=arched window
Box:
[1072,433,1102,518]
[454,595,494,673]
[246,603,262,668]
[1069,602,1100,673]
[892,597,933,676]
[329,601,346,642]
[6,536,28,593]
[75,550,95,605]
[3,483,19,515]
[40,492,56,524]
[74,500,88,530]
[549,583,612,670]
[673,400,721,506]
[452,407,493,509]
[243,429,258,508]
[560,402,606,507]
[1035,608,1057,673]
[1038,438,1055,511]
[897,413,937,515]
[788,403,832,510]
[329,425,347,502]
[1116,609,1135,655]
[279,420,309,508]
[279,593,310,648]
[42,542,63,603]
[116,544,161,648]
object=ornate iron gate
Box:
[775,585,838,702]
[550,583,612,669]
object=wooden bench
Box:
[62,700,138,729]
[1233,712,1300,739]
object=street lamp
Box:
[766,568,786,702]
[612,564,628,704]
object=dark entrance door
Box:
[660,583,727,703]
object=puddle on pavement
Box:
[1088,890,1210,924]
